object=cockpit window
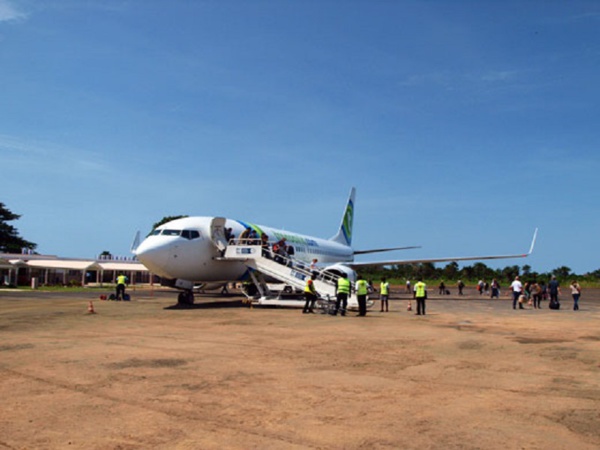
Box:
[161,229,181,236]
[151,229,161,236]
[181,230,201,240]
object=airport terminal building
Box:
[0,252,153,288]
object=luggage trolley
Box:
[316,294,337,315]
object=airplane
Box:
[133,187,537,305]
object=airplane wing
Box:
[347,228,538,269]
[353,245,421,255]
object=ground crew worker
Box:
[356,275,368,316]
[303,274,318,314]
[414,278,427,315]
[334,274,351,316]
[380,277,390,312]
[116,273,128,300]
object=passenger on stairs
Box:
[224,227,234,244]
[238,227,251,244]
[310,259,318,277]
[273,239,288,264]
[248,229,259,245]
[261,234,270,258]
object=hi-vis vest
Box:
[337,278,351,294]
[356,279,368,295]
[117,275,127,285]
[304,279,316,294]
[415,281,426,298]
[380,281,389,295]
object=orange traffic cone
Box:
[87,301,96,314]
[407,300,412,311]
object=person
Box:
[414,278,427,315]
[355,276,368,316]
[548,275,561,305]
[457,280,465,295]
[334,274,351,316]
[309,258,318,276]
[116,273,128,300]
[490,279,500,299]
[272,240,281,262]
[540,280,548,302]
[524,281,532,305]
[248,229,259,245]
[224,227,234,243]
[238,227,251,244]
[380,277,390,312]
[438,280,446,295]
[273,239,288,264]
[477,280,484,295]
[303,275,318,314]
[531,281,542,309]
[510,276,523,310]
[261,234,270,258]
[570,280,581,311]
[406,280,411,293]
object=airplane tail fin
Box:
[330,187,355,247]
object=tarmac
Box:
[1,286,599,449]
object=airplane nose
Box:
[134,239,171,276]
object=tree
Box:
[149,215,189,234]
[0,203,37,253]
[442,262,459,280]
[552,266,571,280]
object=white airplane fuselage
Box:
[134,216,353,283]
[133,187,535,298]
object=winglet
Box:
[130,230,141,253]
[528,228,538,255]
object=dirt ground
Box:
[1,286,599,450]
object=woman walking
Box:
[570,280,582,311]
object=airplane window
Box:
[151,230,161,236]
[180,230,201,240]
[161,229,181,236]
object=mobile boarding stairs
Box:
[219,243,361,310]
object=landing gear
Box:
[177,290,195,305]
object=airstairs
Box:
[219,243,358,309]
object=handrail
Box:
[224,242,344,291]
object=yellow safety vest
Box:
[415,281,426,298]
[337,278,351,294]
[117,275,127,285]
[356,279,368,295]
[304,280,316,294]
[380,282,389,295]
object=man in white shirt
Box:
[510,276,524,310]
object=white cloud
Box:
[0,0,26,22]
[0,134,111,176]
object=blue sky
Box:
[1,0,598,274]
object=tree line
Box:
[358,261,600,286]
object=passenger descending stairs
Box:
[220,244,356,308]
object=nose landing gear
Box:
[177,290,195,305]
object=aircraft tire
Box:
[177,291,194,305]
